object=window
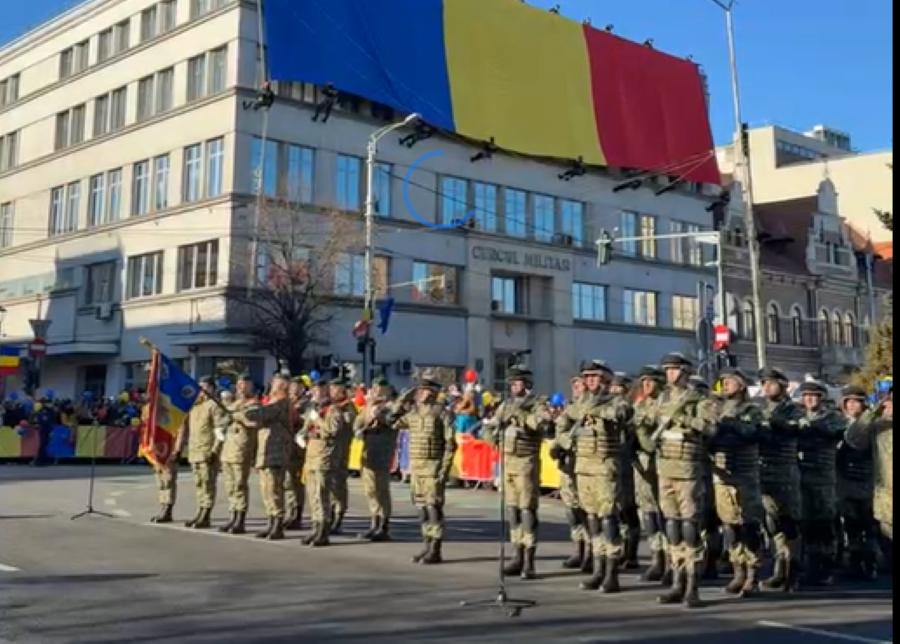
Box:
[284,144,314,203]
[725,293,739,333]
[206,137,224,197]
[110,86,127,130]
[767,303,780,344]
[49,187,64,236]
[187,54,206,101]
[85,262,116,305]
[0,202,13,248]
[93,95,109,136]
[114,20,130,54]
[492,276,523,315]
[791,306,804,345]
[624,289,657,327]
[336,155,362,211]
[620,211,638,256]
[191,0,227,19]
[844,313,856,347]
[49,182,80,236]
[88,174,105,226]
[160,0,177,33]
[572,283,606,321]
[137,76,155,122]
[98,29,112,63]
[334,254,388,297]
[183,143,203,201]
[473,182,497,232]
[59,42,86,79]
[55,111,70,151]
[741,300,756,340]
[670,221,685,263]
[373,162,391,216]
[132,160,151,215]
[832,310,843,346]
[208,47,227,94]
[153,155,170,210]
[156,68,174,113]
[640,215,657,258]
[127,252,164,299]
[141,6,158,42]
[534,194,555,242]
[59,48,73,79]
[178,240,219,291]
[0,131,18,171]
[672,295,699,330]
[686,224,703,266]
[412,262,458,305]
[250,137,278,197]
[441,177,468,226]
[0,74,20,107]
[504,188,526,237]
[65,181,80,232]
[819,309,831,345]
[187,46,227,101]
[55,105,85,150]
[107,169,122,223]
[561,200,583,247]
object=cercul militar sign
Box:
[471,246,572,272]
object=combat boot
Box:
[562,540,586,570]
[284,505,298,530]
[662,564,674,587]
[642,549,666,582]
[682,565,702,609]
[266,517,285,541]
[301,523,319,545]
[601,556,622,593]
[358,517,379,541]
[184,508,203,528]
[309,521,330,547]
[783,557,799,592]
[739,565,759,598]
[192,507,212,529]
[658,567,686,604]
[521,547,537,580]
[150,504,173,524]
[420,539,443,564]
[256,516,275,539]
[371,517,391,542]
[580,550,594,575]
[218,511,238,533]
[580,554,606,590]
[229,511,247,535]
[724,563,746,594]
[285,513,303,531]
[330,510,345,535]
[761,556,786,591]
[504,546,525,576]
[623,532,640,571]
[412,538,431,563]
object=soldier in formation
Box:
[183,377,228,530]
[217,374,258,535]
[610,372,641,571]
[284,377,308,531]
[355,376,398,542]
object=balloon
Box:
[481,392,494,407]
[309,370,321,382]
[33,403,43,412]
[550,392,566,408]
[118,392,130,403]
[217,376,232,390]
[130,417,141,427]
[21,399,33,412]
[354,391,366,408]
[464,369,478,384]
[44,389,55,400]
[301,375,313,387]
[8,391,19,401]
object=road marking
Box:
[109,490,125,497]
[452,527,487,534]
[112,509,132,518]
[758,620,892,644]
[103,498,117,506]
[0,562,21,572]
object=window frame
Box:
[0,202,13,248]
[132,160,151,216]
[672,294,699,331]
[206,137,225,198]
[473,182,498,232]
[504,188,526,238]
[572,282,606,322]
[411,261,458,305]
[177,239,220,292]
[560,199,583,247]
[623,288,658,327]
[441,176,468,226]
[127,251,164,300]
[85,261,117,305]
[182,143,203,202]
[336,154,362,212]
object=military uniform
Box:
[284,393,307,530]
[355,380,398,541]
[184,388,228,529]
[392,380,456,565]
[218,394,257,534]
[757,368,805,591]
[330,397,355,534]
[149,458,179,524]
[610,372,641,571]
[710,369,765,597]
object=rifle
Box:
[648,391,697,445]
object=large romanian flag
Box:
[0,346,21,376]
[264,0,719,184]
[140,350,200,468]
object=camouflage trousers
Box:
[658,476,706,522]
[410,468,446,540]
[190,457,218,510]
[668,541,706,575]
[633,462,660,513]
[763,476,802,563]
[713,480,764,526]
[284,449,305,517]
[362,467,392,519]
[559,471,587,543]
[577,473,623,559]
[330,467,349,519]
[221,461,251,512]
[154,459,178,506]
[307,469,340,525]
[258,466,285,519]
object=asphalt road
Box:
[0,464,893,643]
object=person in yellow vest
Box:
[182,376,228,529]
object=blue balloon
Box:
[877,379,892,393]
[8,392,19,401]
[550,392,566,408]
[44,389,55,400]
[217,376,232,390]
[21,399,34,411]
[310,370,321,382]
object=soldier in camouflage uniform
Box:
[391,377,456,565]
[836,385,877,579]
[757,367,805,592]
[484,367,548,580]
[550,361,608,574]
[302,378,356,547]
[217,374,258,535]
[183,377,228,529]
[330,381,356,535]
[637,353,717,608]
[710,368,765,597]
[354,377,398,542]
[610,372,641,571]
[796,380,846,586]
[284,378,308,531]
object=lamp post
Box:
[362,113,421,386]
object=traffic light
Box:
[596,229,614,266]
[740,122,750,157]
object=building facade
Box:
[0,0,723,398]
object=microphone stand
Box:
[71,418,115,520]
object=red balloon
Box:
[354,391,366,407]
[464,369,478,383]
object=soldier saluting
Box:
[355,376,399,542]
[183,376,228,530]
[217,374,258,535]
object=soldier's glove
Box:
[549,444,565,461]
[797,417,811,430]
[214,427,226,443]
[295,433,307,449]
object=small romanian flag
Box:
[0,346,21,376]
[140,349,200,468]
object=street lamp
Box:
[707,0,767,368]
[362,113,422,385]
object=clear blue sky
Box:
[1,0,892,151]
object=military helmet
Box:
[841,385,868,403]
[581,359,613,377]
[638,365,664,382]
[611,371,633,387]
[758,367,789,385]
[506,366,533,384]
[688,375,710,393]
[719,367,753,388]
[796,380,827,397]
[660,352,693,370]
[327,377,349,387]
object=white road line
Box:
[758,620,892,644]
[0,562,21,572]
[112,509,132,518]
[109,490,125,497]
[103,498,117,506]
[452,527,487,534]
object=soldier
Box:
[391,376,456,565]
[217,374,258,535]
[329,380,356,535]
[284,377,308,530]
[610,373,641,571]
[183,377,227,529]
[149,448,181,524]
[484,367,547,580]
[757,367,805,592]
[630,366,667,581]
[796,380,846,586]
[355,376,398,542]
[636,353,717,608]
[688,375,724,581]
[551,361,608,574]
[233,373,292,540]
[710,368,765,597]
[836,385,877,579]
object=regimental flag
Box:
[0,346,21,376]
[140,349,200,468]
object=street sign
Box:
[28,338,47,357]
[713,325,731,351]
[352,319,370,339]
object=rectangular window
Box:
[0,75,20,107]
[71,104,85,145]
[191,0,226,18]
[672,295,699,331]
[137,75,155,121]
[64,181,80,233]
[93,94,109,136]
[560,200,583,247]
[624,289,658,327]
[374,162,391,216]
[183,143,203,202]
[86,261,116,305]
[59,48,73,79]
[88,173,105,226]
[132,160,150,215]
[208,46,227,94]
[251,137,278,197]
[156,67,174,113]
[74,41,89,73]
[49,186,65,236]
[670,220,685,263]
[178,240,219,291]
[110,86,127,131]
[491,276,522,314]
[412,262,458,305]
[153,155,170,210]
[187,54,206,101]
[206,137,224,197]
[98,29,112,63]
[572,282,606,321]
[336,154,361,211]
[504,188,526,237]
[55,110,70,151]
[284,144,314,203]
[0,131,18,171]
[640,214,657,258]
[127,251,164,299]
[686,224,703,266]
[441,177,468,226]
[533,194,555,242]
[114,20,130,54]
[160,0,177,33]
[620,211,638,256]
[334,254,388,297]
[0,202,13,248]
[473,182,497,232]
[55,105,85,150]
[107,168,122,223]
[141,6,158,42]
